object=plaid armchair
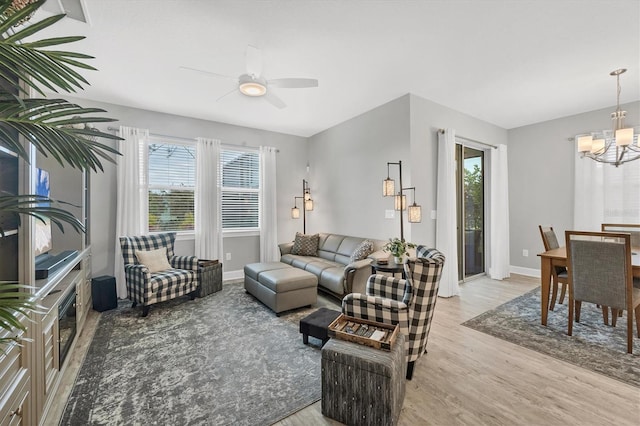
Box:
[119,232,198,317]
[342,246,445,379]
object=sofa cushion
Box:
[349,239,374,262]
[292,232,320,256]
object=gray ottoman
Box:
[321,333,406,426]
[244,262,317,315]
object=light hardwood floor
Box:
[48,274,640,425]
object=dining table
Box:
[538,246,640,326]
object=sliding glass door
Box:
[456,145,485,281]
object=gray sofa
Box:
[278,233,386,298]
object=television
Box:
[34,168,52,258]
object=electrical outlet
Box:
[522,249,529,257]
[385,210,395,219]
[226,253,231,260]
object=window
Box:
[147,140,196,232]
[221,148,260,230]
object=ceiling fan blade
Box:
[246,45,262,77]
[179,66,237,82]
[216,87,239,103]
[263,91,286,109]
[267,78,318,88]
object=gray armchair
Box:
[565,230,640,353]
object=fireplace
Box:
[58,288,77,367]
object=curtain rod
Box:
[107,126,278,152]
[438,128,498,149]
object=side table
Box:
[371,260,405,279]
[198,260,222,297]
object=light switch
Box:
[431,210,437,219]
[385,210,395,219]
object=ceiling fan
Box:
[180,45,318,109]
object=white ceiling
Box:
[34,0,640,137]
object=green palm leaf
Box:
[0,193,84,236]
[0,96,121,170]
[0,0,93,96]
[0,282,41,345]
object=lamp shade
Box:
[577,135,593,152]
[383,178,395,197]
[591,138,605,154]
[305,199,314,211]
[291,206,300,219]
[304,190,311,201]
[408,203,422,223]
[394,194,406,211]
[615,127,633,146]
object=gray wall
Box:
[307,95,410,240]
[507,100,640,272]
[62,96,308,279]
[307,94,509,252]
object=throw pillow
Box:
[350,239,374,262]
[291,232,319,256]
[135,247,172,273]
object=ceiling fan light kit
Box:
[181,45,318,108]
[239,74,267,97]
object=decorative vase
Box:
[394,256,403,264]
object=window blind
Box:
[221,148,260,229]
[147,142,196,232]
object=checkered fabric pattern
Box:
[119,232,198,309]
[342,245,445,363]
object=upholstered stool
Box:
[244,262,317,315]
[321,333,406,425]
[300,307,341,346]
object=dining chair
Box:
[538,226,569,310]
[565,231,640,354]
[601,224,640,251]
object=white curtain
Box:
[574,138,640,229]
[195,137,223,260]
[260,146,279,262]
[114,126,149,298]
[488,144,510,280]
[436,129,459,297]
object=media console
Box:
[35,250,79,279]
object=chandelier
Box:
[577,68,639,167]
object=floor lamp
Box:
[291,179,313,233]
[383,160,422,241]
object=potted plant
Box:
[0,0,121,346]
[383,238,416,264]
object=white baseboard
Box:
[510,265,540,278]
[223,270,244,281]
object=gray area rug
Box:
[462,288,639,388]
[60,282,327,425]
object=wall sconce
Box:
[291,179,313,233]
[382,160,421,240]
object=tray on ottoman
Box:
[328,314,399,351]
